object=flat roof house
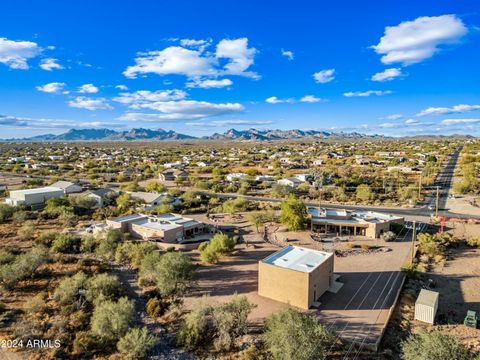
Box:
[258,246,334,309]
[6,186,64,207]
[308,207,404,239]
[106,213,209,244]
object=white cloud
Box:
[119,100,244,121]
[313,69,335,83]
[39,58,63,71]
[300,95,322,103]
[180,39,210,48]
[78,83,99,93]
[124,37,258,80]
[344,90,392,97]
[382,113,403,120]
[216,38,258,78]
[36,82,68,94]
[113,90,187,107]
[115,84,128,90]
[186,78,233,88]
[379,122,397,128]
[265,96,294,104]
[405,118,421,125]
[187,119,273,127]
[0,37,42,69]
[417,104,480,116]
[281,49,294,60]
[68,97,113,110]
[371,68,403,82]
[124,46,216,79]
[372,15,468,66]
[441,118,480,126]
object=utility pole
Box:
[418,174,422,200]
[411,220,417,264]
[435,186,440,218]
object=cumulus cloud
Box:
[216,38,258,78]
[0,37,42,69]
[180,39,210,48]
[113,90,187,107]
[265,96,294,104]
[115,84,129,90]
[344,90,392,97]
[124,37,258,80]
[36,82,68,94]
[118,100,244,121]
[78,83,99,93]
[371,15,468,66]
[313,69,335,83]
[382,114,403,120]
[39,58,63,71]
[440,118,480,126]
[416,104,480,116]
[371,68,403,82]
[68,97,113,110]
[300,95,323,103]
[281,49,294,60]
[186,78,233,88]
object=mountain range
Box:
[2,127,385,142]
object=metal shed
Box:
[414,289,439,324]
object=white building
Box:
[6,186,64,206]
[277,177,303,188]
[255,175,275,182]
[51,181,83,194]
[414,289,439,325]
[226,173,248,181]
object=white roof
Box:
[9,186,63,195]
[263,246,332,273]
[416,289,439,307]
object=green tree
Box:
[279,197,307,231]
[138,251,163,286]
[402,331,471,360]
[355,184,374,203]
[246,211,274,232]
[86,273,120,303]
[177,296,213,350]
[155,252,194,297]
[199,234,237,264]
[53,271,89,306]
[145,180,166,193]
[265,308,333,360]
[117,327,158,360]
[90,297,135,344]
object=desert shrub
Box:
[35,231,58,246]
[380,231,396,242]
[177,296,213,350]
[86,273,120,303]
[80,234,97,253]
[0,246,50,289]
[73,331,101,356]
[0,203,16,223]
[95,228,124,260]
[0,250,15,265]
[402,330,471,360]
[145,297,171,318]
[345,242,354,249]
[23,293,47,315]
[90,297,135,344]
[51,233,80,253]
[360,244,370,251]
[212,295,256,351]
[138,251,162,286]
[199,234,236,264]
[53,271,88,306]
[17,222,35,240]
[401,263,422,279]
[466,236,480,248]
[265,308,333,360]
[115,242,156,268]
[117,327,158,360]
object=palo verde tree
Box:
[279,196,307,231]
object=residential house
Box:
[51,181,83,194]
[159,169,188,182]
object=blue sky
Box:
[0,0,479,137]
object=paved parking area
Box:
[316,224,426,352]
